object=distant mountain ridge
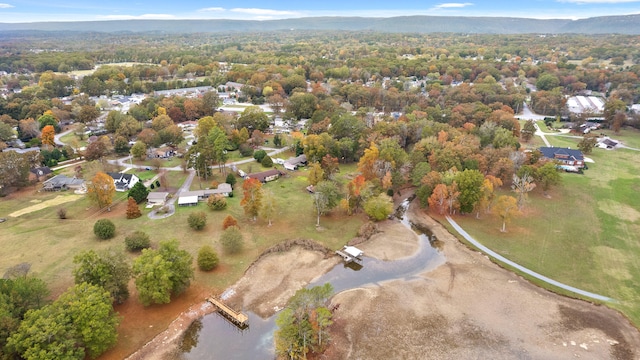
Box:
[0,14,639,34]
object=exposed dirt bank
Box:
[325,203,640,360]
[123,195,640,360]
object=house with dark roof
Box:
[246,169,284,183]
[597,138,619,149]
[107,172,140,192]
[29,166,52,182]
[539,147,585,168]
[42,174,85,191]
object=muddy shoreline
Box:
[124,195,640,360]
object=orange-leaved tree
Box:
[87,172,115,210]
[428,183,448,215]
[41,125,55,147]
[126,197,141,219]
[222,215,238,230]
[241,178,263,221]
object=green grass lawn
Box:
[450,144,640,325]
[0,165,364,296]
[133,157,183,168]
[59,132,88,149]
[599,127,640,149]
[130,169,156,182]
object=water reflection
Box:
[181,199,445,359]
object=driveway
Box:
[147,169,196,219]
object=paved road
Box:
[533,123,551,147]
[54,129,73,146]
[108,146,290,171]
[515,102,547,121]
[445,215,615,303]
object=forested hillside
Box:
[0,13,639,34]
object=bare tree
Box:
[511,173,536,210]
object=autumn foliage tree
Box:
[341,174,368,215]
[320,154,339,180]
[87,172,116,210]
[428,183,448,215]
[357,142,379,181]
[307,163,324,186]
[126,197,141,219]
[222,215,238,230]
[494,195,520,232]
[40,124,55,147]
[241,178,263,221]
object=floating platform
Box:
[206,297,249,327]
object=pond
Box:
[180,198,446,359]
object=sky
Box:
[0,0,639,23]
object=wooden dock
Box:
[335,245,364,264]
[335,249,354,263]
[206,297,249,327]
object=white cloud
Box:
[198,7,225,12]
[0,3,14,8]
[434,2,474,8]
[98,14,176,20]
[559,0,640,3]
[229,8,299,16]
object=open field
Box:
[0,168,365,358]
[451,135,640,325]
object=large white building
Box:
[566,96,605,115]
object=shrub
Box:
[220,226,243,254]
[93,219,115,240]
[364,194,394,222]
[197,245,219,271]
[125,231,151,252]
[239,143,254,157]
[253,149,267,162]
[57,207,67,219]
[188,211,207,230]
[261,155,273,167]
[207,194,227,210]
[222,215,238,230]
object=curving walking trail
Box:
[445,215,616,303]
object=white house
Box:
[107,172,140,192]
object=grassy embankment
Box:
[444,127,640,326]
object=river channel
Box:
[180,199,446,359]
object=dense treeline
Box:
[0,31,639,73]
